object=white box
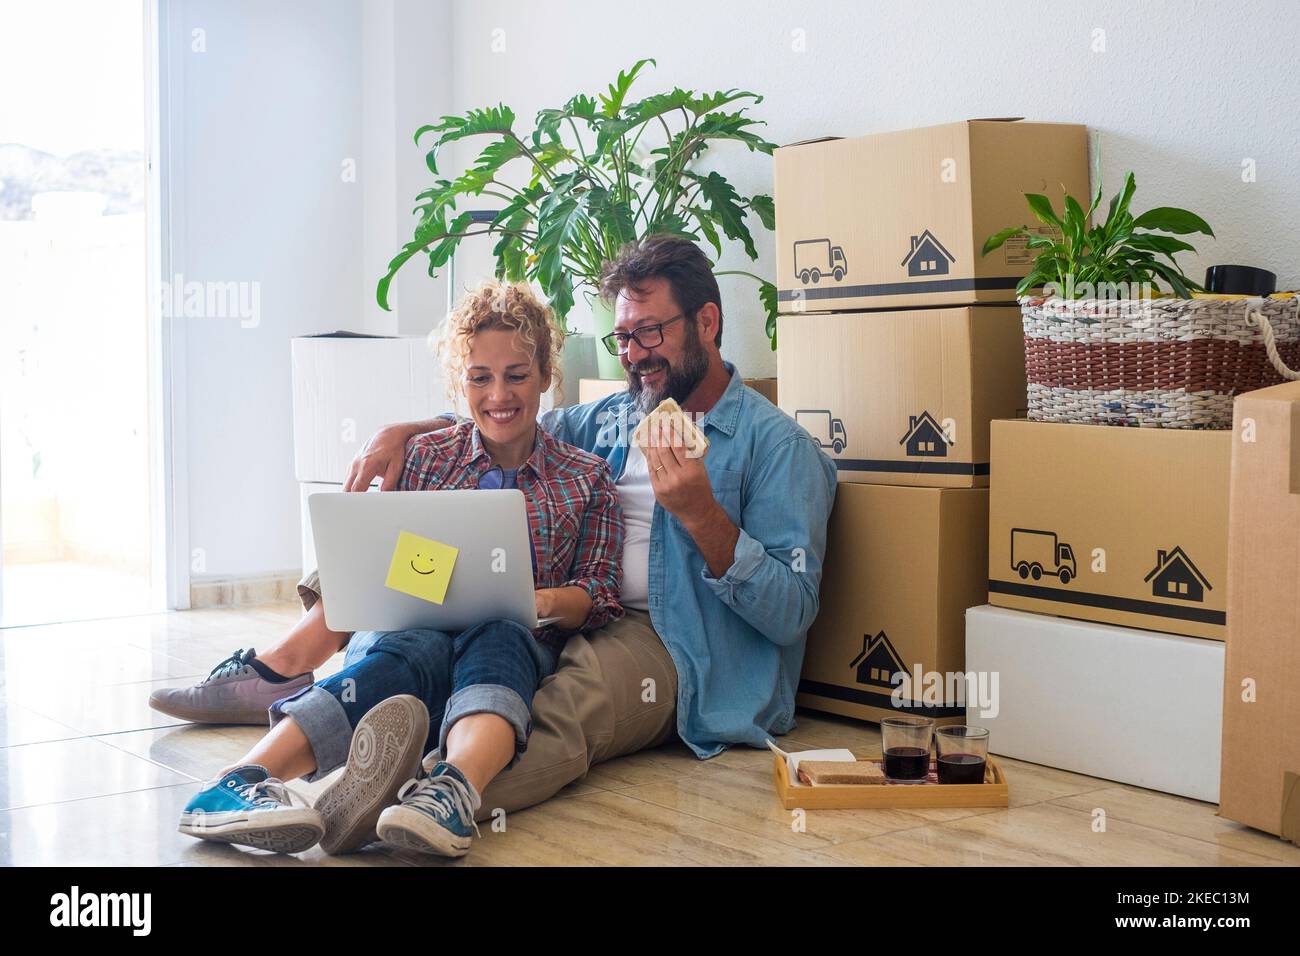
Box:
[292,334,559,485]
[965,604,1224,802]
[291,336,444,484]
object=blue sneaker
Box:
[179,764,324,854]
[376,761,481,857]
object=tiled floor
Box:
[1,600,1295,867]
[0,561,153,628]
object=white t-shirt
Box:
[615,443,655,611]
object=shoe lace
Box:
[397,773,482,838]
[206,649,250,683]
[239,776,304,809]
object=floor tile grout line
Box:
[0,731,90,750]
[10,716,188,740]
[0,600,301,634]
[1040,793,1298,864]
[99,672,208,688]
[478,785,844,867]
[0,779,200,815]
[818,793,1289,867]
[606,779,942,855]
[0,702,92,748]
[93,735,206,784]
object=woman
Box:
[178,281,623,858]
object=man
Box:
[153,235,837,818]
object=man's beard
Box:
[628,328,710,415]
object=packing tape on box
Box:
[1282,772,1300,845]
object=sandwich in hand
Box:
[631,397,709,458]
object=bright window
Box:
[0,0,154,626]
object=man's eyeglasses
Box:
[600,314,686,356]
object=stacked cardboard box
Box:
[987,420,1231,641]
[976,392,1233,800]
[965,380,1294,819]
[777,119,1089,724]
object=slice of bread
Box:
[798,760,886,786]
[631,397,709,457]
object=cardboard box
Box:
[578,376,779,406]
[1219,381,1300,841]
[774,119,1089,313]
[988,419,1231,640]
[747,377,777,405]
[967,604,1224,802]
[778,306,1026,487]
[798,483,988,724]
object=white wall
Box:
[445,0,1300,377]
[361,0,453,336]
[166,0,365,582]
[165,0,456,585]
[167,0,1300,585]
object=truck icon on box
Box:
[1010,528,1077,585]
[793,238,848,285]
[795,409,848,454]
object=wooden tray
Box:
[772,753,1009,810]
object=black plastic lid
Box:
[1204,264,1277,296]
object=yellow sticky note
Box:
[385,530,459,605]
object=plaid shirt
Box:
[399,422,624,651]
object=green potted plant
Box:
[981,172,1298,428]
[981,170,1213,300]
[378,59,779,377]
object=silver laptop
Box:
[309,489,554,634]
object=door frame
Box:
[147,0,190,609]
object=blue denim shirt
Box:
[540,363,838,758]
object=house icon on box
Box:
[899,410,951,457]
[849,630,906,691]
[900,229,955,277]
[1143,546,1212,603]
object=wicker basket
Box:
[1021,294,1300,428]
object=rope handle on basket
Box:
[1245,297,1300,382]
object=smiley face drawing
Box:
[385,530,459,604]
[409,552,438,576]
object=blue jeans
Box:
[270,620,557,782]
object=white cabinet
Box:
[291,336,447,484]
[291,334,567,573]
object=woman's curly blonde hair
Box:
[433,280,564,402]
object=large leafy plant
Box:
[378,59,781,347]
[982,171,1214,298]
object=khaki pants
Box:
[298,572,679,823]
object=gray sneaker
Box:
[315,694,429,855]
[149,648,314,725]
